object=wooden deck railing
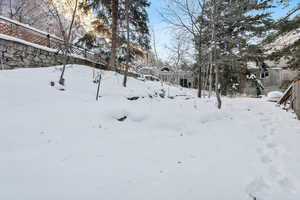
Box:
[0,16,107,65]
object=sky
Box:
[147,0,300,62]
[147,0,170,61]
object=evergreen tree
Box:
[81,0,119,70]
[198,0,289,108]
[265,3,300,69]
[81,0,150,76]
[118,0,151,87]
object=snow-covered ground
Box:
[1,65,300,200]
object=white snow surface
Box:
[1,65,300,200]
[267,91,283,102]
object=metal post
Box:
[96,73,102,101]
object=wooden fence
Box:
[292,81,300,119]
[0,16,107,65]
[278,80,300,119]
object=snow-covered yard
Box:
[1,65,300,200]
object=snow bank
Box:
[267,91,283,102]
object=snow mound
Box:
[267,91,283,102]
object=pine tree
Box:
[119,0,151,87]
[265,3,300,69]
[81,0,150,76]
[199,0,289,108]
[81,0,119,70]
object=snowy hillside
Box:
[1,65,300,200]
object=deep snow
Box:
[0,65,300,200]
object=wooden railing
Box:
[278,80,300,119]
[0,16,107,65]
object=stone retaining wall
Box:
[0,38,107,70]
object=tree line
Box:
[161,0,299,108]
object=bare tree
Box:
[160,0,207,98]
[0,0,45,24]
[165,32,192,71]
[41,0,79,86]
[151,26,160,62]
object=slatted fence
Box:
[292,81,300,119]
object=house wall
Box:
[243,68,298,95]
[262,69,281,87]
[158,71,195,88]
[280,70,298,83]
[262,69,297,88]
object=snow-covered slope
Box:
[1,65,300,200]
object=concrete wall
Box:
[0,38,107,70]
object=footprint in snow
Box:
[268,166,280,179]
[261,118,269,122]
[266,143,276,149]
[258,135,268,141]
[261,155,272,164]
[246,177,270,200]
[256,148,263,154]
[278,177,295,190]
[269,128,276,135]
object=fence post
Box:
[47,34,51,48]
[0,52,4,70]
[15,24,19,38]
[294,82,300,119]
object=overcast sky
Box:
[147,0,300,62]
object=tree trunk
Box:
[110,0,119,71]
[197,62,202,98]
[203,64,209,92]
[212,0,221,109]
[208,55,213,98]
[59,0,78,85]
[123,0,130,87]
[59,50,68,85]
[215,65,222,109]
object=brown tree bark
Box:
[59,0,78,85]
[123,0,130,87]
[110,0,119,71]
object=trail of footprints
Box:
[249,112,296,198]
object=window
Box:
[260,70,269,79]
